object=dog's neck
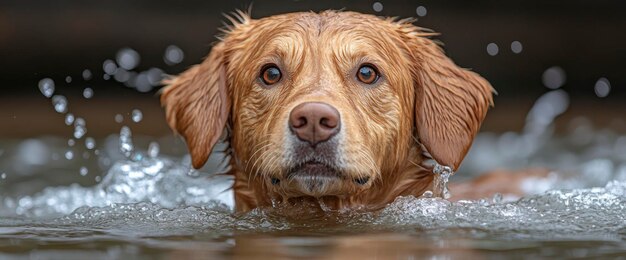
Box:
[229,146,434,212]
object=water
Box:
[3,49,625,258]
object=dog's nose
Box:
[289,102,340,146]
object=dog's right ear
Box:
[160,42,230,169]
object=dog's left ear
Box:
[160,42,230,169]
[402,26,494,170]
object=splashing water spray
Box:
[418,142,456,199]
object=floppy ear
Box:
[160,42,230,169]
[407,32,494,170]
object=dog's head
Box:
[161,11,493,199]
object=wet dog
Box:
[161,10,494,211]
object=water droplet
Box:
[372,2,383,12]
[67,139,75,147]
[433,163,455,199]
[131,109,143,123]
[38,78,55,98]
[416,6,427,17]
[103,59,117,75]
[113,69,130,83]
[148,142,160,158]
[103,74,111,80]
[492,193,503,204]
[65,113,75,126]
[134,72,153,92]
[511,41,523,54]
[83,88,94,99]
[164,45,184,65]
[187,168,199,177]
[146,67,164,86]
[116,48,140,70]
[65,76,72,83]
[542,66,566,89]
[95,176,102,182]
[487,43,499,56]
[119,126,134,158]
[73,118,87,139]
[51,95,68,113]
[0,173,5,179]
[594,77,611,98]
[82,69,92,80]
[115,114,124,123]
[65,150,74,160]
[80,167,88,176]
[85,137,96,150]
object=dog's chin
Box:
[277,162,348,197]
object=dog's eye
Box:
[260,65,282,85]
[356,64,379,84]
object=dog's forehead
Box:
[250,11,395,38]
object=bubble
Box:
[416,6,427,17]
[80,167,88,176]
[85,137,96,150]
[51,95,68,113]
[148,142,160,158]
[119,126,134,158]
[95,176,101,182]
[164,45,184,65]
[594,77,611,98]
[542,66,566,89]
[511,41,523,54]
[422,190,433,198]
[115,114,124,123]
[83,87,94,99]
[103,59,117,75]
[116,48,140,70]
[65,76,72,83]
[131,109,143,123]
[82,69,92,80]
[487,43,499,56]
[372,2,383,12]
[0,173,5,179]
[103,74,111,80]
[65,150,74,160]
[67,139,75,147]
[65,113,75,126]
[38,78,55,98]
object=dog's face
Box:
[161,11,493,200]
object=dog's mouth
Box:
[286,161,341,179]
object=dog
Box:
[161,10,494,212]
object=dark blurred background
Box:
[1,0,625,138]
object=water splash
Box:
[1,156,234,218]
[119,126,134,159]
[147,142,159,158]
[432,163,454,199]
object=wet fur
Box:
[161,10,494,212]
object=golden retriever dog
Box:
[161,10,494,212]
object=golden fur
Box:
[161,10,494,212]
